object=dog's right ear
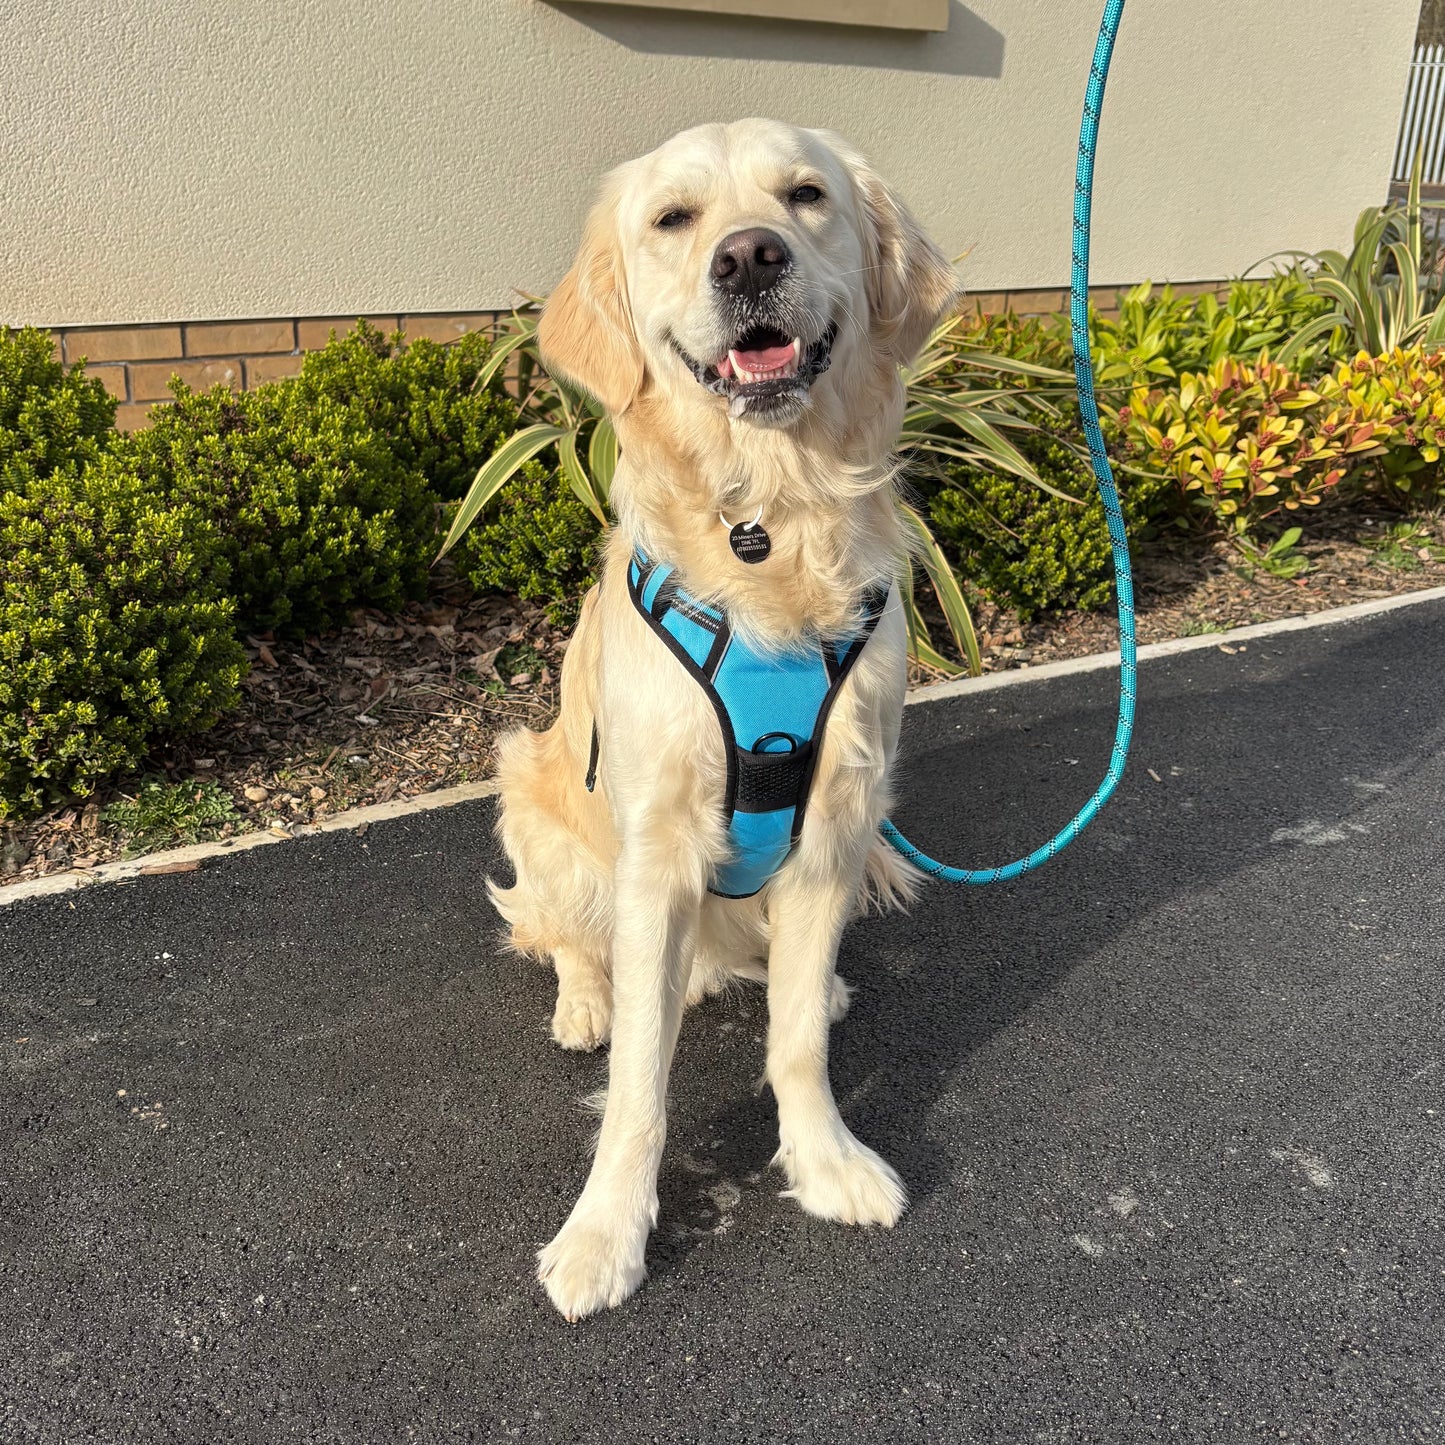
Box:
[538,190,644,416]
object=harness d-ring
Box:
[751,731,799,754]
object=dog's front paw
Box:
[774,1126,906,1227]
[537,1206,649,1321]
[551,980,613,1052]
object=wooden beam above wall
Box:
[554,0,951,33]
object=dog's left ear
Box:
[849,153,961,366]
[538,184,645,416]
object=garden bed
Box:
[4,505,1441,892]
[11,192,1445,891]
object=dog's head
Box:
[538,119,959,432]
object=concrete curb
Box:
[5,584,1444,907]
[906,584,1445,705]
[1,779,499,906]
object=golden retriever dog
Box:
[490,118,958,1319]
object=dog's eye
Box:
[655,209,693,230]
[789,184,824,206]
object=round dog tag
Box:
[728,521,771,564]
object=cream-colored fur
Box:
[489,119,958,1319]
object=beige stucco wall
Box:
[3,0,1419,328]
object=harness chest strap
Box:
[585,549,890,899]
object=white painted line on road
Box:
[5,583,1445,907]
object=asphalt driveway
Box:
[3,599,1444,1443]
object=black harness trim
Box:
[787,623,881,845]
[584,721,600,793]
[625,558,742,822]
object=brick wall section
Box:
[45,284,1228,431]
[47,312,507,431]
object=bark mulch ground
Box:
[4,507,1442,891]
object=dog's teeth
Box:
[723,339,804,394]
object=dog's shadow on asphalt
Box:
[638,618,1445,1282]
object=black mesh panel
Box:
[734,742,813,814]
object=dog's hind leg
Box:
[683,897,854,1021]
[488,849,613,1053]
[684,897,767,1007]
[488,727,615,1052]
[550,945,613,1051]
[489,586,621,1051]
[682,895,849,1023]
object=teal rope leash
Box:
[880,0,1136,885]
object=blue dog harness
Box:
[585,549,889,899]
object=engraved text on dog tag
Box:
[728,521,771,564]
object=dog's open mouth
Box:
[675,322,837,418]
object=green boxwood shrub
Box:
[926,413,1174,620]
[455,460,601,622]
[0,463,245,820]
[1,326,116,492]
[286,321,518,500]
[119,382,439,636]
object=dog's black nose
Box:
[710,228,791,299]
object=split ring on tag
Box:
[721,507,771,564]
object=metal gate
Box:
[1396,43,1445,182]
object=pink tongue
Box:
[733,343,794,370]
